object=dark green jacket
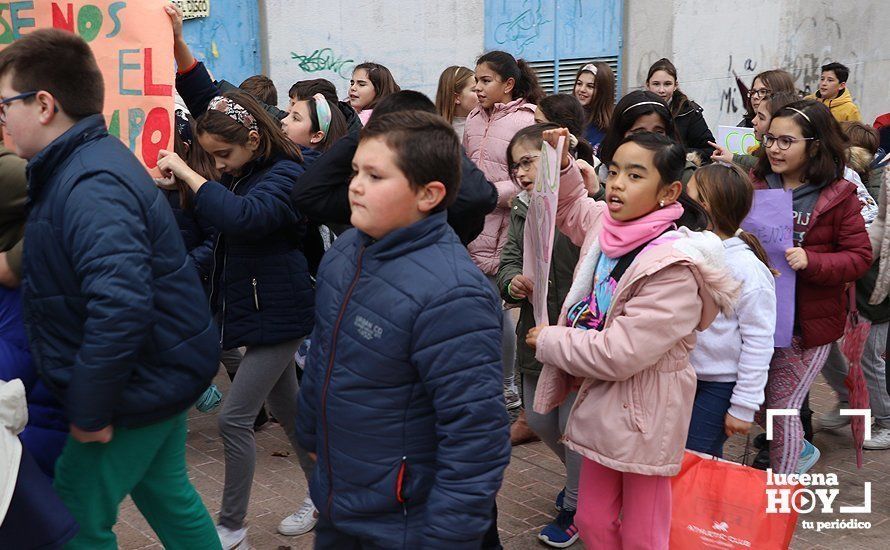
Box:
[496,193,580,375]
[0,144,27,276]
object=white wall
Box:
[263,0,485,109]
[625,0,890,128]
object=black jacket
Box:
[291,131,497,245]
[674,100,716,162]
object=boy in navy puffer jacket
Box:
[297,111,510,549]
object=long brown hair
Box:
[575,62,614,130]
[196,91,302,165]
[353,62,400,110]
[435,65,475,123]
[173,113,220,209]
[693,163,777,275]
[646,58,691,117]
[476,50,545,104]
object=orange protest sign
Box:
[0,1,174,173]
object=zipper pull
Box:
[251,277,260,310]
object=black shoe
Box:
[752,447,770,471]
[253,407,269,431]
[753,433,769,450]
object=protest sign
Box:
[717,125,759,156]
[741,189,795,347]
[522,136,564,327]
[0,1,174,173]
[173,0,209,20]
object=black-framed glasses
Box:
[509,154,541,175]
[0,91,38,125]
[747,88,772,99]
[762,134,815,150]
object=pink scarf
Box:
[599,202,684,257]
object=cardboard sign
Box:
[173,0,209,20]
[522,136,564,327]
[717,125,759,156]
[741,189,795,348]
[0,1,175,173]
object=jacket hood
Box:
[815,87,853,105]
[468,98,536,123]
[359,211,451,260]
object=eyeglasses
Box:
[0,91,38,125]
[747,88,772,99]
[762,134,815,150]
[510,154,540,174]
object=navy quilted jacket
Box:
[194,156,315,349]
[296,212,510,549]
[21,115,220,431]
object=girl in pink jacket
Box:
[464,50,544,407]
[527,130,738,549]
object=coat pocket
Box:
[629,377,648,433]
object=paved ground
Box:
[114,374,890,549]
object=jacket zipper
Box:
[396,456,408,517]
[251,277,260,310]
[208,167,254,345]
[321,245,365,517]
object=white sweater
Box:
[690,237,776,422]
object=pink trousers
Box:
[576,458,671,550]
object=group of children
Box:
[0,3,888,549]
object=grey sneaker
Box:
[819,404,851,431]
[863,425,890,450]
[504,387,522,410]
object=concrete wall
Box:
[624,0,890,128]
[263,0,485,110]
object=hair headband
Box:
[208,96,258,132]
[312,93,332,135]
[580,63,598,76]
[785,106,811,124]
[622,100,669,115]
[174,109,193,148]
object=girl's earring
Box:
[659,200,665,208]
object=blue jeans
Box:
[686,380,736,458]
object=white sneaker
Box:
[863,425,890,450]
[216,524,248,549]
[819,405,851,430]
[278,495,318,536]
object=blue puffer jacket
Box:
[296,212,510,549]
[0,287,67,477]
[22,115,220,431]
[194,156,315,349]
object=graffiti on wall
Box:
[492,0,550,56]
[290,47,354,78]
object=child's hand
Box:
[70,424,114,444]
[785,247,808,271]
[576,159,600,197]
[724,413,751,437]
[157,149,189,178]
[526,325,546,349]
[165,3,184,39]
[542,128,572,170]
[708,141,733,165]
[509,274,534,300]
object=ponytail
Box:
[738,230,779,276]
[477,51,544,104]
[692,163,777,275]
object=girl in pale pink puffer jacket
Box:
[464,51,543,275]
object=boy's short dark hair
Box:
[239,75,278,106]
[290,78,338,103]
[361,111,460,213]
[370,90,436,119]
[821,62,850,83]
[0,29,103,119]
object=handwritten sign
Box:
[0,1,174,173]
[523,136,564,327]
[741,189,795,348]
[174,0,209,20]
[717,125,758,156]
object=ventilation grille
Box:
[530,56,620,95]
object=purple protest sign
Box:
[741,189,794,347]
[522,136,564,326]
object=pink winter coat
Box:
[463,98,537,275]
[533,162,739,476]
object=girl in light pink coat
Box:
[464,50,544,407]
[527,130,739,549]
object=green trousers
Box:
[54,412,221,550]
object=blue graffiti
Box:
[493,0,550,55]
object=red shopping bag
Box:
[670,451,798,549]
